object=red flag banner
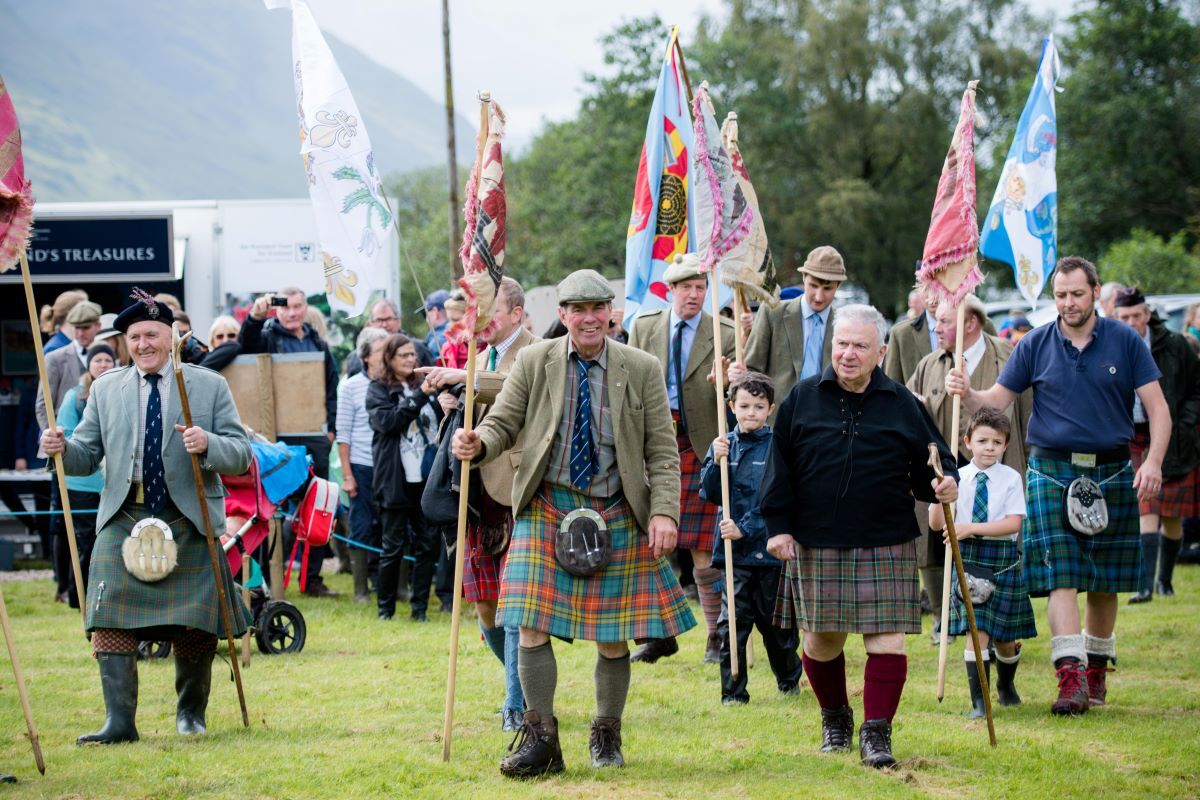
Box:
[0,75,34,274]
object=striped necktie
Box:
[971,472,989,524]
[569,355,598,490]
[142,373,166,514]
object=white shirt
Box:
[962,334,987,377]
[133,359,173,482]
[73,342,88,367]
[490,326,523,364]
[954,461,1026,541]
[925,310,938,352]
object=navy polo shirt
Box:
[997,315,1161,452]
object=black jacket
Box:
[760,366,958,549]
[1149,315,1200,478]
[238,317,338,434]
[366,380,442,509]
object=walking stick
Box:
[0,585,44,774]
[928,444,996,746]
[936,300,968,700]
[171,328,249,728]
[17,252,86,629]
[241,554,252,668]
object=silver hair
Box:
[356,325,389,360]
[832,304,887,346]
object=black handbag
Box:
[419,387,482,528]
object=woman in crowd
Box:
[54,343,116,608]
[39,289,88,354]
[367,334,448,622]
[198,315,242,371]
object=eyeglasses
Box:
[371,316,397,324]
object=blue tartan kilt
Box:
[949,537,1037,642]
[1022,455,1141,597]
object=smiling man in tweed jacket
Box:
[453,269,695,777]
[42,293,251,745]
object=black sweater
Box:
[759,366,958,549]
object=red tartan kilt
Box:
[676,417,719,552]
[463,492,513,603]
[1132,432,1200,518]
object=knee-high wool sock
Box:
[802,650,848,710]
[693,565,723,637]
[863,653,907,723]
[518,642,557,719]
[480,622,506,664]
[595,652,631,720]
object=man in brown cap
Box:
[734,245,846,411]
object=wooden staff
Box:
[171,328,249,728]
[936,300,967,700]
[709,275,740,679]
[0,584,44,774]
[241,554,252,667]
[928,444,996,745]
[18,252,86,628]
[442,92,490,763]
[734,284,753,669]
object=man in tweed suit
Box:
[42,293,251,744]
[453,269,695,777]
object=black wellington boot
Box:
[965,659,991,719]
[175,652,214,735]
[77,653,139,745]
[995,654,1022,706]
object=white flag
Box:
[266,0,393,317]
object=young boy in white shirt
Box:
[930,407,1036,718]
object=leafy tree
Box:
[1097,229,1200,294]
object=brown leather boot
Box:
[1086,656,1114,706]
[589,717,624,768]
[499,711,564,778]
[1051,659,1089,716]
[703,632,722,664]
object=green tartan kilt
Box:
[496,483,697,643]
[85,498,251,637]
[948,537,1037,642]
[1023,456,1141,597]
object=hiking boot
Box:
[174,652,213,735]
[858,718,896,769]
[820,705,854,753]
[995,654,1022,707]
[303,576,340,598]
[589,717,624,768]
[77,653,139,745]
[499,711,564,778]
[630,636,678,664]
[704,632,722,664]
[1086,656,1114,706]
[1051,659,1089,716]
[965,660,990,719]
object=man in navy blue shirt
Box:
[947,256,1170,717]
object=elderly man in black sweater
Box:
[762,304,958,769]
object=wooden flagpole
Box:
[442,92,490,763]
[936,300,967,700]
[731,286,752,669]
[0,584,44,774]
[18,252,86,628]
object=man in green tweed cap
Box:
[453,268,696,777]
[42,290,252,744]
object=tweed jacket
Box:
[474,337,680,531]
[59,362,251,535]
[473,326,540,506]
[907,333,1031,472]
[35,341,86,431]
[744,297,834,413]
[883,313,933,385]
[628,308,737,456]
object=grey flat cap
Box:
[557,269,615,304]
[66,301,103,326]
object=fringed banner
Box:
[718,111,779,308]
[0,75,34,274]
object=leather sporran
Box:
[1063,476,1108,536]
[121,518,179,583]
[554,508,612,577]
[953,562,995,606]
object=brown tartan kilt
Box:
[1132,432,1200,518]
[675,412,719,552]
[774,539,921,634]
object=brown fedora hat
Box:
[797,245,847,282]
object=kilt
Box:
[463,491,512,603]
[496,483,696,642]
[773,539,921,634]
[675,412,719,552]
[1023,455,1141,596]
[948,537,1037,642]
[1131,432,1200,518]
[85,497,251,637]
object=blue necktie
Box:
[971,472,989,524]
[142,373,166,514]
[672,319,688,433]
[569,355,598,490]
[801,313,824,379]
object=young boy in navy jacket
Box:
[701,372,803,704]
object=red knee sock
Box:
[863,653,907,723]
[802,650,848,709]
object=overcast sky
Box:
[307,0,1075,153]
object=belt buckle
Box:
[1071,452,1097,468]
[134,483,145,504]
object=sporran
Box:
[1064,476,1108,536]
[121,517,179,583]
[554,508,612,577]
[953,561,996,606]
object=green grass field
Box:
[0,566,1196,799]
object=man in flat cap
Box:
[734,245,846,416]
[41,290,251,744]
[628,254,737,664]
[453,268,695,777]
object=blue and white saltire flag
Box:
[980,35,1060,308]
[266,0,394,317]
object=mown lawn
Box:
[0,566,1196,799]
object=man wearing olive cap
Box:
[41,290,251,744]
[453,268,695,777]
[35,300,103,433]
